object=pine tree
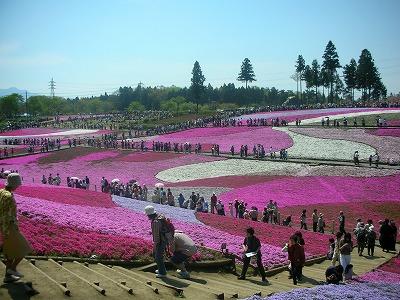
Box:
[237,58,256,88]
[190,61,206,113]
[356,49,379,101]
[343,58,357,101]
[322,41,341,103]
[311,59,320,102]
[295,55,306,101]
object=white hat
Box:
[6,173,22,189]
[144,205,156,216]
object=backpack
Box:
[158,215,175,245]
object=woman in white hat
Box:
[0,173,32,283]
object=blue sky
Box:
[0,0,399,97]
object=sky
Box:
[0,0,399,98]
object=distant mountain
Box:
[0,87,39,98]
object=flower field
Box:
[0,128,107,138]
[246,282,400,300]
[147,126,293,153]
[290,127,400,161]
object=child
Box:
[327,238,335,260]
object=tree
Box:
[303,65,313,103]
[343,58,357,101]
[237,58,256,88]
[127,101,145,113]
[356,49,380,102]
[0,93,23,117]
[190,61,206,113]
[311,59,321,102]
[295,55,305,101]
[322,41,341,103]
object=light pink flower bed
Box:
[147,126,293,153]
[0,150,224,187]
[219,175,400,208]
[290,127,400,161]
[0,128,64,136]
[239,107,384,122]
[356,270,400,283]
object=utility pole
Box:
[49,77,56,98]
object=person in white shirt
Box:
[170,231,197,279]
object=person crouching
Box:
[170,231,197,279]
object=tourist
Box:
[339,232,353,278]
[366,224,377,257]
[282,215,292,227]
[354,222,366,256]
[300,209,307,230]
[390,220,397,250]
[237,227,268,283]
[228,202,234,217]
[287,234,305,285]
[327,238,335,260]
[210,193,217,214]
[312,209,318,232]
[331,232,343,266]
[170,231,197,279]
[249,207,258,221]
[41,174,47,184]
[273,201,279,224]
[216,200,225,216]
[379,219,393,252]
[0,173,32,283]
[338,211,345,234]
[145,205,171,278]
[353,151,360,166]
[267,200,274,223]
[318,213,325,233]
[178,193,185,208]
[325,265,343,284]
[142,184,148,201]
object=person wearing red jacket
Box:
[288,235,305,285]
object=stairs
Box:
[0,246,396,300]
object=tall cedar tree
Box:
[356,49,378,101]
[295,55,305,101]
[190,61,206,113]
[343,58,357,101]
[311,59,320,102]
[237,58,256,88]
[322,41,341,103]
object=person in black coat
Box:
[238,227,268,282]
[380,219,394,252]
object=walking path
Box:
[0,246,397,300]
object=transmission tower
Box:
[49,77,56,97]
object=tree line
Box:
[294,41,387,104]
[0,45,388,118]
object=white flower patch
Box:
[156,159,306,183]
[293,109,400,125]
[0,129,100,139]
[274,127,376,160]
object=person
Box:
[325,265,344,284]
[318,213,325,233]
[228,202,234,217]
[287,235,305,285]
[354,222,366,256]
[249,207,258,222]
[366,225,377,257]
[379,219,393,252]
[339,232,353,278]
[170,231,197,279]
[0,173,32,283]
[300,209,307,230]
[210,193,217,214]
[145,205,171,278]
[238,227,268,282]
[353,151,360,166]
[312,209,318,232]
[178,193,185,208]
[338,211,345,234]
[331,232,343,266]
[389,220,397,251]
[327,238,335,260]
